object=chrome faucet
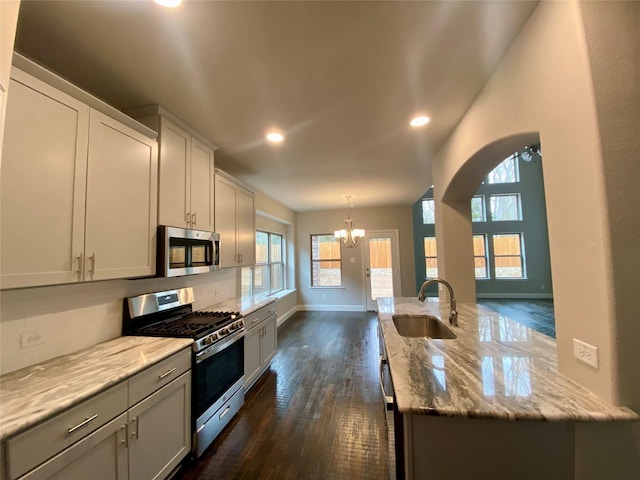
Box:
[417,278,458,326]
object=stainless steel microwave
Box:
[157,226,220,277]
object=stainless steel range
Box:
[123,287,245,458]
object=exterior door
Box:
[364,230,401,311]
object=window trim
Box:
[492,232,526,279]
[473,234,489,279]
[422,198,435,225]
[489,193,523,222]
[486,153,520,184]
[252,230,285,295]
[423,236,438,279]
[471,195,486,223]
[310,233,343,287]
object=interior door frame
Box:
[364,229,401,311]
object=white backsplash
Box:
[0,269,237,374]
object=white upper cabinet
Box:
[1,70,90,288]
[214,170,255,268]
[188,136,215,232]
[0,61,158,289]
[84,110,158,281]
[158,119,190,229]
[129,107,216,232]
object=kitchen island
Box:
[378,297,638,480]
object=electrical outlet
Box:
[20,332,45,349]
[214,289,221,297]
[573,338,599,368]
[321,294,327,301]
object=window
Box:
[422,199,435,224]
[490,194,522,221]
[311,234,342,286]
[252,231,284,296]
[493,234,525,278]
[241,267,253,297]
[473,234,489,279]
[471,195,485,222]
[487,154,519,184]
[424,236,438,278]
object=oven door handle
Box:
[196,329,244,364]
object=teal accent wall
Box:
[413,155,553,298]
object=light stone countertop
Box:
[0,336,193,441]
[378,297,638,422]
[201,295,276,317]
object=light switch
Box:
[350,257,356,263]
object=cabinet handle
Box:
[75,253,83,280]
[192,212,197,225]
[88,253,96,276]
[186,212,192,226]
[67,414,98,434]
[219,405,231,420]
[119,425,127,445]
[130,417,139,439]
[158,367,176,380]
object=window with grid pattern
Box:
[424,236,438,278]
[493,234,525,278]
[311,234,342,286]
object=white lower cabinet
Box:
[6,349,191,480]
[127,371,191,480]
[18,413,128,480]
[243,305,277,391]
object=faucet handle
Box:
[449,298,458,326]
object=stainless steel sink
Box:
[392,314,457,339]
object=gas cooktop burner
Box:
[135,311,240,339]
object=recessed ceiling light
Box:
[266,131,285,143]
[154,0,183,8]
[410,115,431,127]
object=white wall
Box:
[433,0,639,407]
[296,205,415,310]
[0,269,237,374]
[0,1,20,158]
[430,0,639,472]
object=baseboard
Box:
[476,293,554,299]
[276,306,297,328]
[296,304,366,312]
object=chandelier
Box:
[334,195,365,248]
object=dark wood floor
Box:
[176,311,389,480]
[477,299,556,338]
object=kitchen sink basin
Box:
[392,314,457,339]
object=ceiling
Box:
[14,0,538,212]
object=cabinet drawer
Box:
[7,381,127,480]
[128,348,191,406]
[244,304,277,332]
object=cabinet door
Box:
[189,138,215,232]
[158,118,189,228]
[0,71,89,288]
[261,315,278,368]
[244,326,262,391]
[236,186,255,266]
[128,371,191,480]
[214,175,238,268]
[84,110,158,281]
[19,413,128,480]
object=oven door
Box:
[193,329,244,421]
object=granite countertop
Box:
[0,336,193,441]
[378,297,638,422]
[201,295,276,317]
